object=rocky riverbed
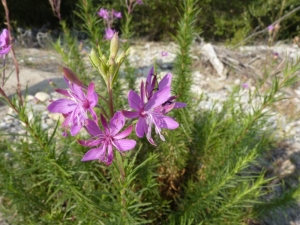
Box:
[1,41,300,224]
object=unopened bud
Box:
[108,58,115,75]
[62,67,83,87]
[109,32,119,59]
[116,51,126,64]
[274,23,280,32]
[90,48,101,67]
[101,54,107,63]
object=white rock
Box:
[46,118,54,125]
[26,95,35,102]
[31,104,46,112]
[7,107,16,115]
[4,115,14,123]
[234,79,240,85]
[35,92,50,102]
[0,122,9,129]
[48,113,64,121]
[42,111,49,116]
[41,123,49,130]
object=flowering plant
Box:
[48,33,185,164]
[98,8,122,40]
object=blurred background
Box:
[0,0,300,43]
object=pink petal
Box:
[154,115,179,130]
[0,45,11,55]
[89,108,98,122]
[147,136,156,146]
[61,113,72,127]
[77,139,102,147]
[86,119,104,136]
[47,99,76,114]
[55,89,72,97]
[81,146,106,161]
[136,117,147,138]
[69,82,85,101]
[128,90,142,110]
[113,139,136,151]
[161,103,175,114]
[122,110,139,119]
[114,125,133,139]
[158,73,172,89]
[87,82,98,106]
[140,81,145,105]
[145,86,170,111]
[70,124,82,136]
[146,67,154,93]
[109,111,125,136]
[100,114,109,133]
[146,67,156,99]
[174,102,186,109]
[104,144,113,165]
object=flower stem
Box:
[1,0,23,106]
[2,55,5,87]
[107,80,114,118]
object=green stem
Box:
[116,153,127,222]
[107,80,114,118]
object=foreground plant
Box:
[1,0,300,224]
[48,33,185,163]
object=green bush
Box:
[2,0,300,42]
[0,0,300,224]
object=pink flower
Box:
[242,83,249,89]
[105,28,115,40]
[47,77,98,136]
[123,76,180,145]
[98,8,108,20]
[113,11,122,18]
[78,112,136,165]
[0,29,11,56]
[161,51,168,57]
[136,0,143,4]
[145,68,186,113]
[268,25,274,31]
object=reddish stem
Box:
[1,0,23,105]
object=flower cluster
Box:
[47,34,186,165]
[98,8,122,40]
[123,68,186,145]
[48,67,185,164]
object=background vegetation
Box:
[1,0,300,43]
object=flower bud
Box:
[62,67,83,87]
[116,51,126,64]
[101,54,107,63]
[109,32,119,59]
[108,58,116,76]
[90,48,101,67]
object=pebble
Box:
[35,92,50,102]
